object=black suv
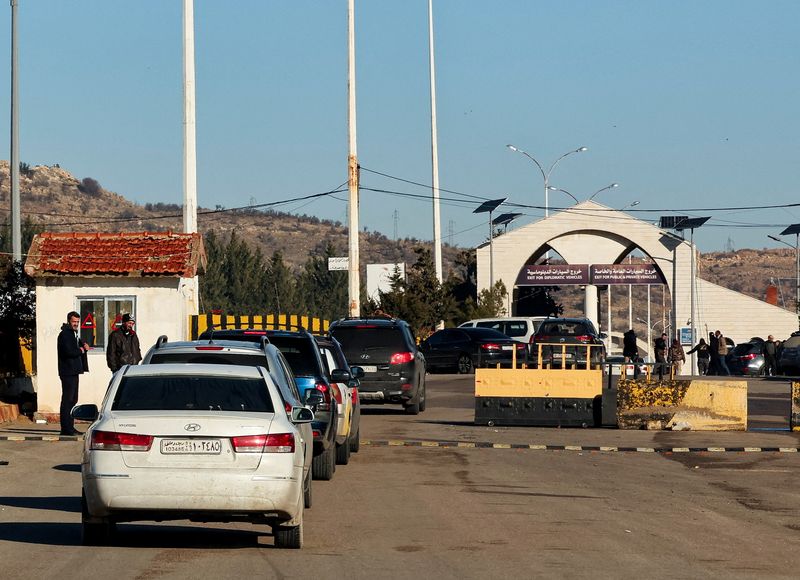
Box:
[328,317,427,415]
[197,327,346,481]
[530,317,606,369]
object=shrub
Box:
[77,177,102,197]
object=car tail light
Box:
[481,343,501,351]
[312,429,322,438]
[315,382,331,411]
[351,388,358,405]
[401,383,413,391]
[533,335,550,343]
[90,431,153,452]
[264,433,295,453]
[390,352,414,365]
[574,335,592,343]
[740,353,757,361]
[331,384,343,404]
[284,401,292,415]
[194,346,224,351]
[243,331,267,335]
[231,434,294,453]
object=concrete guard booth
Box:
[24,232,206,421]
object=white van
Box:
[458,317,548,344]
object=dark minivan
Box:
[328,317,427,415]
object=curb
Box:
[2,435,798,454]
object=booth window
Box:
[76,297,135,350]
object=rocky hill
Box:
[0,161,463,274]
[0,162,795,311]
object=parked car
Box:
[328,317,427,415]
[530,317,606,369]
[458,316,548,345]
[420,327,527,373]
[778,332,800,375]
[315,335,363,464]
[197,327,341,481]
[726,339,765,376]
[72,363,312,548]
[141,337,316,507]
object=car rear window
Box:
[732,343,760,356]
[330,327,408,357]
[112,375,273,412]
[783,336,800,349]
[538,322,591,336]
[149,352,270,369]
[267,336,320,377]
[462,327,512,340]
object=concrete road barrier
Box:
[474,368,603,427]
[617,378,747,431]
[791,382,800,432]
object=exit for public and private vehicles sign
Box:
[328,257,349,271]
[515,264,663,286]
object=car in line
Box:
[141,337,316,507]
[73,363,311,548]
[420,327,527,374]
[316,335,363,464]
[529,317,607,369]
[198,327,341,481]
[458,316,547,345]
[328,317,427,415]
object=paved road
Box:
[1,375,799,579]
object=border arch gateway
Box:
[476,200,797,348]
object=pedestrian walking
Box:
[622,329,641,378]
[714,330,731,376]
[654,332,668,380]
[669,339,686,376]
[763,335,779,377]
[707,332,719,375]
[106,313,142,372]
[687,338,711,375]
[57,311,89,435]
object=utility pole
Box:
[392,209,398,241]
[10,0,21,261]
[182,0,197,234]
[428,0,442,284]
[347,0,360,317]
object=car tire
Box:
[312,446,334,481]
[418,383,427,412]
[404,391,421,415]
[349,427,360,453]
[457,354,474,374]
[303,471,312,509]
[274,513,303,549]
[336,438,351,465]
[81,491,115,546]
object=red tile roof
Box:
[24,232,206,278]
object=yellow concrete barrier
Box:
[474,368,603,427]
[791,382,800,432]
[617,378,747,431]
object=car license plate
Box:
[553,352,573,359]
[362,365,377,373]
[501,345,513,351]
[160,439,221,455]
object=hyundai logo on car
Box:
[184,423,201,432]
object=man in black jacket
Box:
[57,311,89,435]
[106,313,142,372]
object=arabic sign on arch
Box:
[515,263,663,286]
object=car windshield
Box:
[112,375,273,412]
[149,352,270,368]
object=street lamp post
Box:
[675,217,711,376]
[587,182,619,201]
[506,144,587,219]
[769,223,800,329]
[545,186,579,204]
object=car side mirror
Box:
[349,366,365,379]
[330,369,352,383]
[304,389,324,409]
[291,406,314,423]
[71,404,99,422]
[598,332,608,339]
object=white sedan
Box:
[72,363,312,548]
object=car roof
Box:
[124,363,265,378]
[330,317,407,328]
[463,316,548,323]
[152,339,266,352]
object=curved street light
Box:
[506,144,587,218]
[587,182,619,201]
[546,186,579,204]
[620,200,640,211]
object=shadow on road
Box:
[52,464,81,473]
[0,522,264,548]
[0,495,80,513]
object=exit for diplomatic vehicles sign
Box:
[516,263,663,286]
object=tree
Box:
[0,261,36,373]
[297,242,347,321]
[264,251,296,314]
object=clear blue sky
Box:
[2,1,799,253]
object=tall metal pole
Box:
[347,0,360,317]
[796,233,799,330]
[182,0,198,234]
[10,0,21,261]
[690,228,696,375]
[488,211,494,289]
[428,0,442,284]
[647,284,652,362]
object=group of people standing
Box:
[686,330,731,376]
[623,328,735,379]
